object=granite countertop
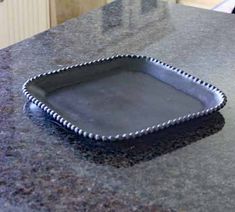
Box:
[1,0,235,211]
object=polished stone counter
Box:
[1,0,235,211]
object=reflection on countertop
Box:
[1,0,233,49]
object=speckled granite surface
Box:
[1,0,235,211]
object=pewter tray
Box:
[23,55,227,141]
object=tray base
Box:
[47,70,203,135]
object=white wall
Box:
[0,0,50,49]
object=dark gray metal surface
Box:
[23,55,226,140]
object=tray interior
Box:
[27,57,219,136]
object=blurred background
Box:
[0,0,234,49]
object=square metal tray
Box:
[23,55,227,141]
